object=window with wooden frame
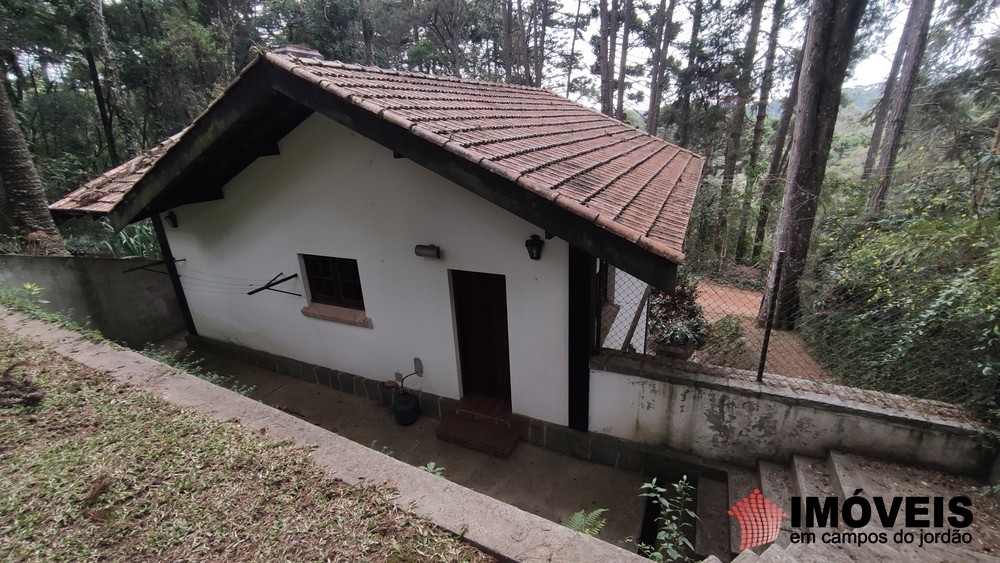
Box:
[302,254,366,310]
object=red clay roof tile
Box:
[51,52,703,263]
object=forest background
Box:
[0,0,997,419]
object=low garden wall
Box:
[0,254,184,347]
[589,351,997,478]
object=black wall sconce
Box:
[164,211,179,228]
[414,244,441,258]
[525,234,544,260]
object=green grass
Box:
[0,329,494,562]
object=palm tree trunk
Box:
[0,86,66,255]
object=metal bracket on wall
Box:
[247,273,301,297]
[121,258,185,275]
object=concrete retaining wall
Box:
[589,352,997,478]
[0,254,184,346]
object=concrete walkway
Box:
[2,308,648,561]
[158,333,648,546]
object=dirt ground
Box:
[694,280,831,381]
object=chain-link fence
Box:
[0,204,160,260]
[597,259,997,419]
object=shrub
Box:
[698,315,758,370]
[648,275,710,351]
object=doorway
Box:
[450,270,512,404]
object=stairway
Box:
[435,395,520,458]
[695,450,999,562]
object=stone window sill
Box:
[301,303,373,329]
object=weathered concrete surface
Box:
[1,308,645,562]
[590,353,996,478]
[0,255,183,346]
[179,350,647,545]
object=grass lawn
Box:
[0,327,495,562]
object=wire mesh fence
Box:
[0,206,160,260]
[597,259,997,418]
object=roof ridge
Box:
[265,52,560,97]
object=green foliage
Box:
[420,461,445,477]
[116,220,160,259]
[0,284,103,341]
[699,315,757,370]
[20,282,49,305]
[139,344,255,397]
[629,476,697,562]
[802,164,999,416]
[648,275,710,349]
[59,218,160,259]
[567,507,607,536]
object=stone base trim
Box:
[187,335,727,480]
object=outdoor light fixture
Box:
[414,244,441,259]
[164,211,178,228]
[525,234,544,260]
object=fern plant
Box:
[567,508,608,536]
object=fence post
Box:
[757,250,785,382]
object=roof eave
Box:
[103,57,275,230]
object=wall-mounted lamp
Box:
[525,234,544,260]
[164,211,179,228]
[414,244,441,259]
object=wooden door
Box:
[451,270,512,402]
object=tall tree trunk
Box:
[88,0,140,159]
[735,0,785,263]
[533,0,549,87]
[516,0,531,83]
[359,0,376,65]
[598,0,619,115]
[84,47,119,164]
[714,0,766,257]
[867,0,934,214]
[752,52,800,262]
[565,0,583,95]
[758,0,868,329]
[645,0,678,135]
[646,0,668,133]
[614,0,634,120]
[503,0,514,82]
[861,1,919,181]
[676,0,703,146]
[0,85,66,255]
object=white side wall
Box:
[165,114,570,425]
[588,365,990,476]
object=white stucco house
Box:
[52,50,703,454]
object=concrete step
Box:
[782,543,802,559]
[758,543,794,562]
[791,453,841,537]
[793,454,838,500]
[827,451,1000,562]
[696,473,732,562]
[758,460,796,547]
[454,395,513,427]
[731,549,759,563]
[435,412,519,458]
[727,466,762,555]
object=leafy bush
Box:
[698,315,758,370]
[648,275,710,351]
[629,476,698,562]
[801,165,999,417]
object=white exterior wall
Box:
[164,114,570,425]
[589,369,673,443]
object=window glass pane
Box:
[302,254,365,310]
